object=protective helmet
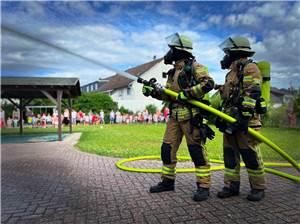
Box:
[166,33,193,54]
[219,36,255,56]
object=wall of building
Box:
[81,81,99,93]
[110,61,172,112]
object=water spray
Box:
[2,25,138,82]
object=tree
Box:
[146,104,157,115]
[1,101,14,118]
[119,106,133,115]
[73,92,117,114]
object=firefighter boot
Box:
[193,183,209,201]
[247,189,265,201]
[149,178,175,193]
[217,181,240,198]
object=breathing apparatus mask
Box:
[164,47,192,65]
[220,54,232,70]
[220,52,240,70]
[220,51,255,70]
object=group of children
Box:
[1,107,171,128]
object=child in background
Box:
[7,117,12,128]
[41,113,46,128]
[46,113,52,126]
[0,108,5,128]
[84,114,90,126]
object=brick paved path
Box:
[1,133,300,224]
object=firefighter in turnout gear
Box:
[142,33,215,201]
[215,37,266,201]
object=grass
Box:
[2,124,300,161]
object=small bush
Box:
[145,104,157,115]
[263,105,289,127]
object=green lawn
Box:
[2,124,300,161]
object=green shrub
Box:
[119,106,133,115]
[145,104,157,115]
[263,105,289,127]
[73,92,117,114]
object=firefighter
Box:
[142,33,215,201]
[215,36,266,201]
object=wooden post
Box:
[57,90,63,141]
[19,98,23,135]
[68,95,72,134]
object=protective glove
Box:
[142,85,154,97]
[199,124,215,144]
[215,117,226,133]
[204,124,215,140]
[176,91,188,102]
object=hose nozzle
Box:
[137,77,157,86]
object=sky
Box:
[1,1,300,88]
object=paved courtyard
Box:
[1,133,300,224]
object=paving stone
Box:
[1,133,300,224]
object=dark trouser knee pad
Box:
[223,147,238,169]
[161,143,172,164]
[240,148,259,170]
[188,145,206,166]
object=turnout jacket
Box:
[160,59,214,121]
[220,59,262,127]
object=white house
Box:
[99,58,173,112]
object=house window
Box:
[95,83,98,90]
[127,87,132,95]
[91,84,94,91]
[119,89,123,99]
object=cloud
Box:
[207,15,222,25]
[226,2,299,31]
[255,2,286,18]
[253,28,300,80]
[1,1,299,89]
[225,13,261,29]
[223,2,300,88]
[196,22,209,30]
[45,69,115,86]
[157,2,182,18]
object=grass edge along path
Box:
[73,124,300,161]
[2,124,300,161]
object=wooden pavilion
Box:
[1,76,81,141]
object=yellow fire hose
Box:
[116,88,300,182]
[116,156,300,182]
[164,89,300,172]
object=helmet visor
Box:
[218,37,237,53]
[165,33,182,48]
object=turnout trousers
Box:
[161,117,210,188]
[223,128,266,190]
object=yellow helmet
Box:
[219,36,255,56]
[166,33,193,54]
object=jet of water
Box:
[2,25,138,81]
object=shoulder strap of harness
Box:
[223,59,253,108]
